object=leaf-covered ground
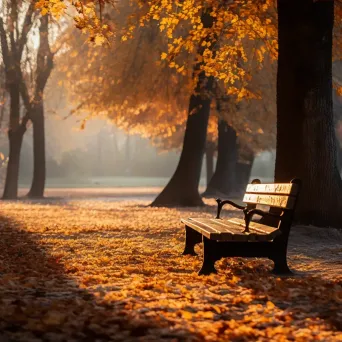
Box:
[0,198,341,341]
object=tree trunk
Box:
[151,10,215,207]
[205,142,215,186]
[27,104,46,198]
[337,145,342,175]
[276,0,342,227]
[2,87,25,200]
[203,120,238,197]
[234,156,254,196]
[2,129,25,199]
[151,76,213,206]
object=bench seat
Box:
[181,217,281,242]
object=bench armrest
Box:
[216,199,247,219]
[243,209,282,233]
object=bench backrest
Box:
[243,178,301,231]
[243,180,300,210]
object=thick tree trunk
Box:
[2,87,25,200]
[151,76,213,206]
[276,0,342,227]
[203,120,238,197]
[205,142,215,186]
[151,10,215,207]
[27,104,46,198]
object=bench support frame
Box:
[182,226,202,256]
[185,230,293,275]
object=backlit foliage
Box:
[41,0,341,155]
[36,0,113,44]
[54,0,276,155]
[135,0,278,100]
[39,0,342,92]
[36,0,66,18]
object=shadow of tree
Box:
[218,257,342,333]
[0,214,200,342]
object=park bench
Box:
[181,178,301,275]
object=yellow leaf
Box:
[181,311,193,319]
[94,35,105,46]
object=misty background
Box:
[0,105,275,190]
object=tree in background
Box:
[0,1,36,199]
[137,1,276,206]
[0,66,8,184]
[205,52,277,197]
[150,9,216,207]
[53,0,277,206]
[0,1,55,199]
[22,15,54,198]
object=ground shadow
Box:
[0,214,200,341]
[217,257,342,332]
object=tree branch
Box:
[34,15,54,100]
[17,1,36,59]
[0,17,10,67]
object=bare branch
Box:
[0,17,10,67]
[34,15,54,100]
[17,1,36,59]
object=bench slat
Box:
[243,194,295,209]
[182,218,277,242]
[209,219,273,242]
[190,218,249,241]
[207,219,264,242]
[246,183,299,195]
[227,218,281,239]
[181,219,222,240]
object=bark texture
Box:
[27,104,46,198]
[2,87,27,199]
[235,157,254,195]
[25,15,53,198]
[205,142,215,186]
[337,145,342,175]
[2,128,26,199]
[276,0,342,227]
[204,120,238,197]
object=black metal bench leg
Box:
[271,251,292,275]
[182,226,202,256]
[198,236,219,275]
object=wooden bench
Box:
[181,178,301,275]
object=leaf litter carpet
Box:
[0,198,341,341]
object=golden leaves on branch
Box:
[73,2,114,45]
[36,1,114,45]
[36,0,67,18]
[137,0,278,100]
